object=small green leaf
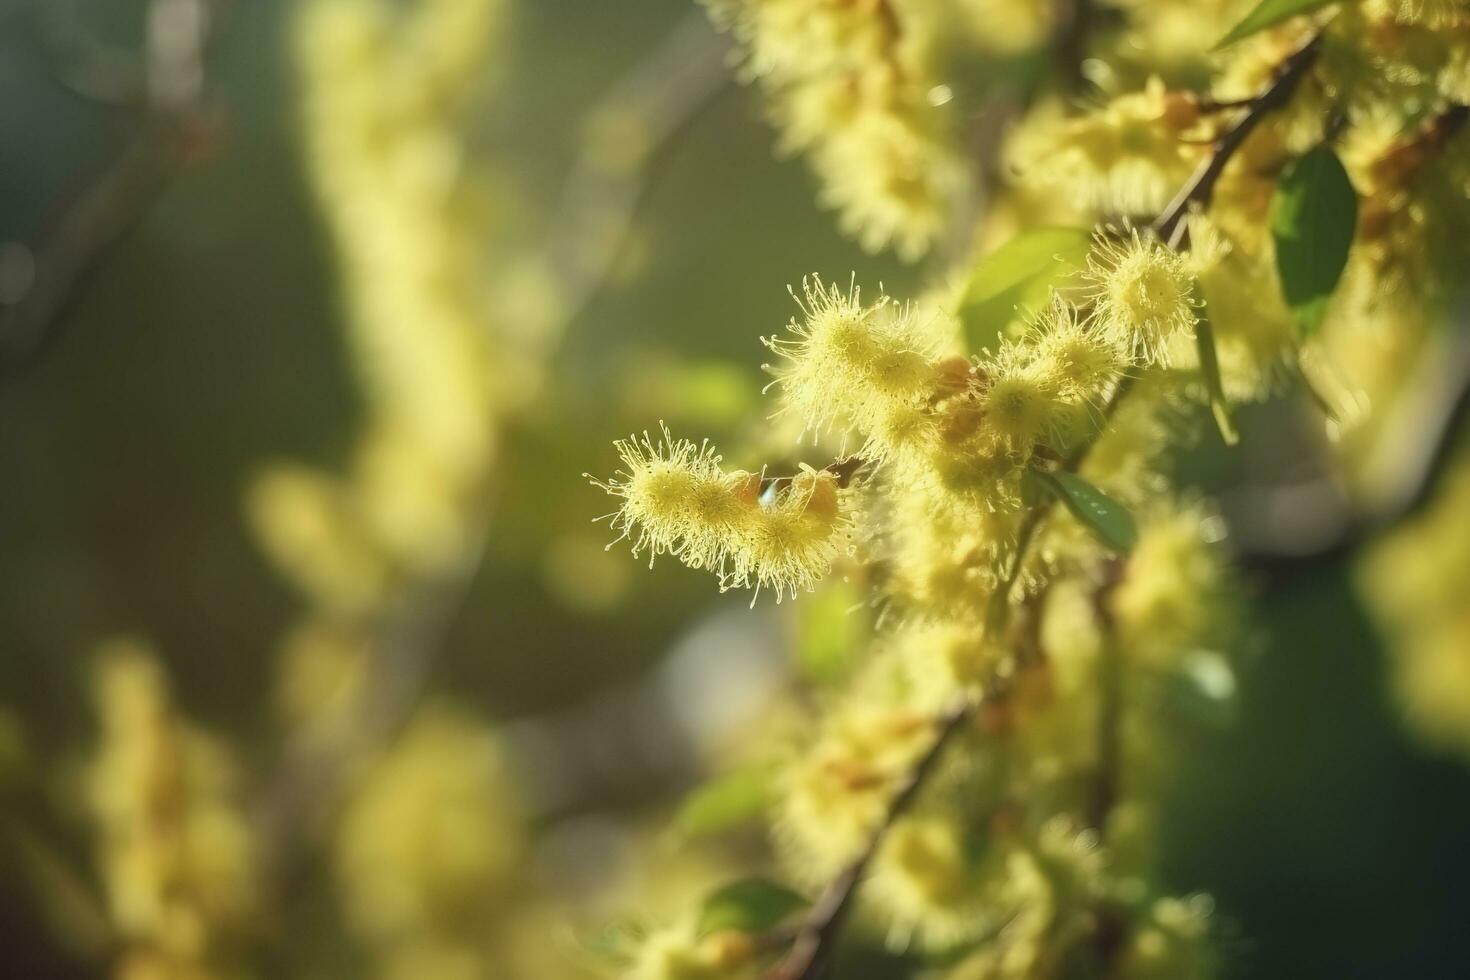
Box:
[675,766,772,839]
[796,581,867,682]
[958,227,1092,354]
[696,878,808,937]
[1215,0,1338,49]
[1193,309,1238,445]
[1271,146,1357,338]
[1034,470,1138,554]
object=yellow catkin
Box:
[88,642,257,977]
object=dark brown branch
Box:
[1153,32,1323,247]
[765,691,989,980]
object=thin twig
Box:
[1153,32,1323,247]
[0,0,221,374]
[765,690,991,980]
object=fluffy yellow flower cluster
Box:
[592,235,1231,976]
[702,0,963,258]
[334,704,526,977]
[590,426,853,602]
[87,642,258,979]
[251,0,506,609]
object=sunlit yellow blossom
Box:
[1088,228,1199,365]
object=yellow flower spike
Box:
[589,431,852,602]
[1087,228,1199,366]
[587,426,754,577]
[728,466,853,603]
[869,815,995,950]
[1028,298,1129,404]
[1008,78,1202,216]
[764,275,941,459]
[1111,507,1229,666]
[981,351,1066,454]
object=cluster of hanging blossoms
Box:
[588,0,1470,977]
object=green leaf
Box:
[675,766,772,839]
[795,581,867,682]
[1033,470,1138,554]
[1193,309,1238,445]
[1215,0,1338,48]
[958,227,1092,354]
[696,878,808,937]
[1271,146,1357,338]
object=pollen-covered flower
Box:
[727,466,854,602]
[776,700,936,883]
[1372,0,1470,28]
[587,425,758,574]
[1027,297,1128,404]
[620,917,758,980]
[980,345,1067,453]
[88,643,258,973]
[1087,228,1199,365]
[1008,79,1204,216]
[589,429,852,602]
[812,108,963,260]
[1111,506,1231,665]
[701,0,959,258]
[765,275,940,458]
[869,814,998,949]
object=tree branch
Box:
[0,0,221,374]
[765,690,993,980]
[1153,32,1323,247]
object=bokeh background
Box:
[2,1,1469,977]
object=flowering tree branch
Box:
[1154,31,1324,247]
[766,690,990,980]
[760,32,1343,976]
